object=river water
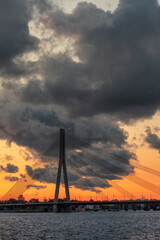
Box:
[0,211,159,240]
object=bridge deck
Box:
[0,200,160,208]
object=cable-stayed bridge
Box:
[1,128,160,212]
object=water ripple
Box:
[0,211,159,240]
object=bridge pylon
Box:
[54,128,70,208]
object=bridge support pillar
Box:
[54,128,71,212]
[53,204,71,213]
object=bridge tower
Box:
[54,128,70,203]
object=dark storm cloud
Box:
[25,165,109,192]
[20,0,160,121]
[25,165,81,184]
[0,163,19,173]
[71,178,110,193]
[25,145,134,191]
[31,0,52,13]
[0,98,128,153]
[5,176,19,182]
[25,128,134,192]
[0,0,140,191]
[0,0,39,76]
[26,165,57,183]
[0,100,60,154]
[26,184,47,190]
[0,0,52,78]
[73,119,127,148]
[145,127,160,152]
[0,95,134,189]
[67,148,134,180]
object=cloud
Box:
[145,127,160,152]
[0,0,40,77]
[5,176,19,182]
[25,164,109,192]
[73,119,127,148]
[67,148,134,180]
[0,96,134,190]
[25,139,134,192]
[20,174,26,179]
[30,0,52,13]
[1,163,19,173]
[0,100,60,154]
[19,150,33,162]
[0,0,146,191]
[26,184,47,190]
[17,0,160,121]
[71,177,109,193]
[25,165,57,183]
[0,98,128,153]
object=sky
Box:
[1,0,160,201]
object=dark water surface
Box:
[0,211,160,240]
